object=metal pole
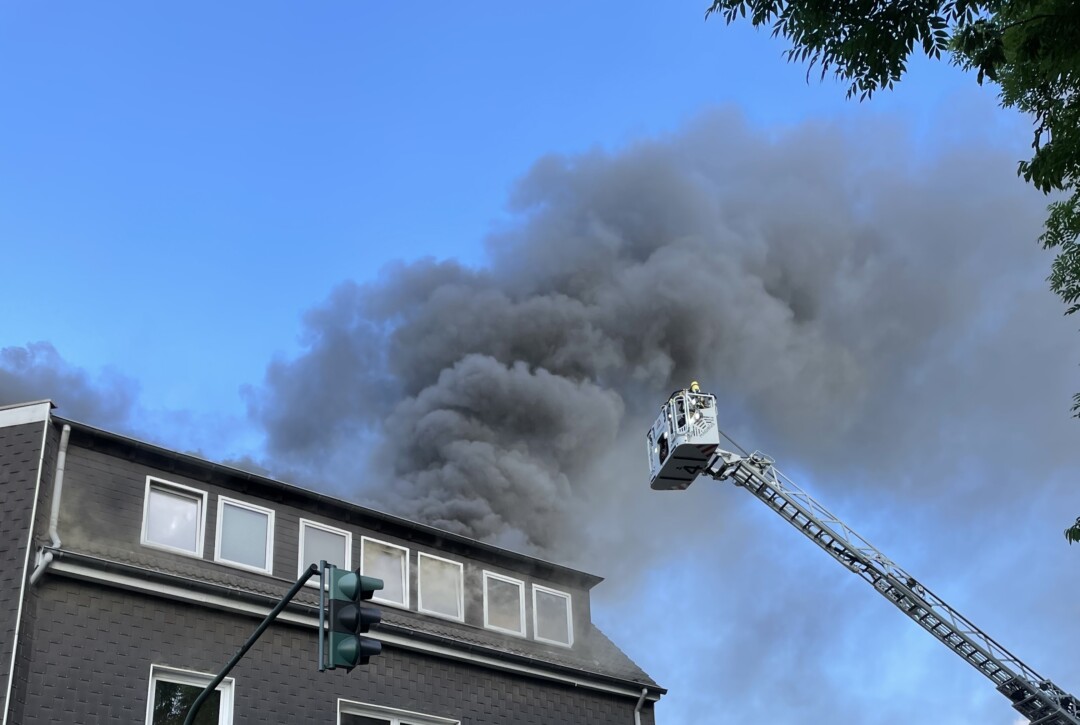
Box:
[183,563,319,725]
[318,560,326,672]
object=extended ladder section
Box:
[704,449,1080,725]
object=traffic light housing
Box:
[324,565,383,671]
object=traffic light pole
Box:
[318,560,326,671]
[183,563,320,725]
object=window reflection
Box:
[146,486,200,553]
[535,588,572,645]
[219,502,270,571]
[484,574,524,634]
[363,539,407,606]
[418,554,462,620]
[151,680,220,725]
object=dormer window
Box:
[533,585,573,647]
[417,553,464,622]
[299,519,351,583]
[483,571,525,637]
[141,477,207,559]
[214,497,274,575]
[361,537,409,608]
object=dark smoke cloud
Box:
[0,341,138,429]
[249,110,1076,575]
[374,355,623,552]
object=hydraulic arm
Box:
[648,386,1079,724]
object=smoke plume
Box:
[247,109,1077,575]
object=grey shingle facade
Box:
[1,402,664,724]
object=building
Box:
[1,400,664,724]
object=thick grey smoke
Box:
[0,342,138,429]
[247,110,1077,576]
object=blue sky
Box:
[3,2,1078,724]
[2,0,991,416]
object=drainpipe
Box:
[29,424,70,585]
[634,687,648,725]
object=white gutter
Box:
[634,687,648,725]
[29,424,70,585]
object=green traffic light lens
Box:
[335,636,359,667]
[330,633,382,669]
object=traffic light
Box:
[323,565,383,671]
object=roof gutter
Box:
[29,423,70,585]
[45,548,664,699]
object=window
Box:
[146,665,233,725]
[533,585,574,647]
[417,553,463,621]
[142,477,207,558]
[339,700,458,725]
[482,571,525,637]
[299,519,351,582]
[361,537,409,608]
[214,497,274,574]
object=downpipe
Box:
[29,424,70,586]
[634,687,647,725]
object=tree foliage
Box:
[1068,517,1080,544]
[705,0,1080,416]
[151,681,219,725]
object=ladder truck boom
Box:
[647,384,1080,725]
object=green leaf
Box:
[1066,517,1080,544]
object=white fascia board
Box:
[0,401,52,428]
[46,558,660,702]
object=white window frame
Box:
[214,496,275,575]
[146,664,234,725]
[532,584,574,648]
[338,699,459,725]
[298,518,352,586]
[482,571,526,637]
[141,476,208,559]
[360,536,410,609]
[417,552,464,622]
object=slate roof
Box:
[52,417,662,692]
[58,416,602,589]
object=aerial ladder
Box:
[647,383,1080,725]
